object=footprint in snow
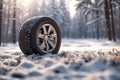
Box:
[53,66,67,74]
[28,71,42,77]
[69,60,83,71]
[11,72,27,79]
[46,76,61,80]
[19,61,34,69]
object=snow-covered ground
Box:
[60,39,120,52]
[0,39,120,80]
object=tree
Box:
[76,0,92,38]
[112,0,120,39]
[76,0,103,39]
[104,0,112,41]
[58,0,71,38]
[104,0,116,41]
[12,0,16,44]
[0,0,3,46]
[6,0,11,44]
[47,0,59,21]
[76,0,117,40]
[109,0,116,41]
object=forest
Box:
[0,0,120,79]
[0,0,120,46]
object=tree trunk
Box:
[12,0,16,44]
[0,1,3,46]
[95,0,99,40]
[6,0,10,44]
[109,0,116,41]
[84,15,88,38]
[96,10,99,40]
[104,0,112,41]
[117,7,120,40]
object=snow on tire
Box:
[19,17,61,55]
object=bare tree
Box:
[104,0,112,41]
[109,0,116,41]
[0,0,3,46]
[104,0,116,41]
[12,0,16,44]
[6,0,11,43]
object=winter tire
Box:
[19,17,61,55]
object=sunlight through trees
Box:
[0,0,120,46]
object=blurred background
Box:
[0,0,120,46]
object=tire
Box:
[19,17,61,55]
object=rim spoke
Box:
[45,41,49,53]
[48,26,52,34]
[37,24,57,53]
[50,33,57,38]
[40,41,45,49]
[48,40,55,49]
[38,34,44,38]
[43,26,47,34]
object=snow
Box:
[60,39,120,52]
[86,16,104,26]
[0,39,120,80]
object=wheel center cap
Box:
[45,34,48,40]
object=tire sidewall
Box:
[31,17,61,55]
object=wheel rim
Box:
[36,24,57,53]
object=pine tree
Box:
[58,0,70,38]
[48,0,59,21]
